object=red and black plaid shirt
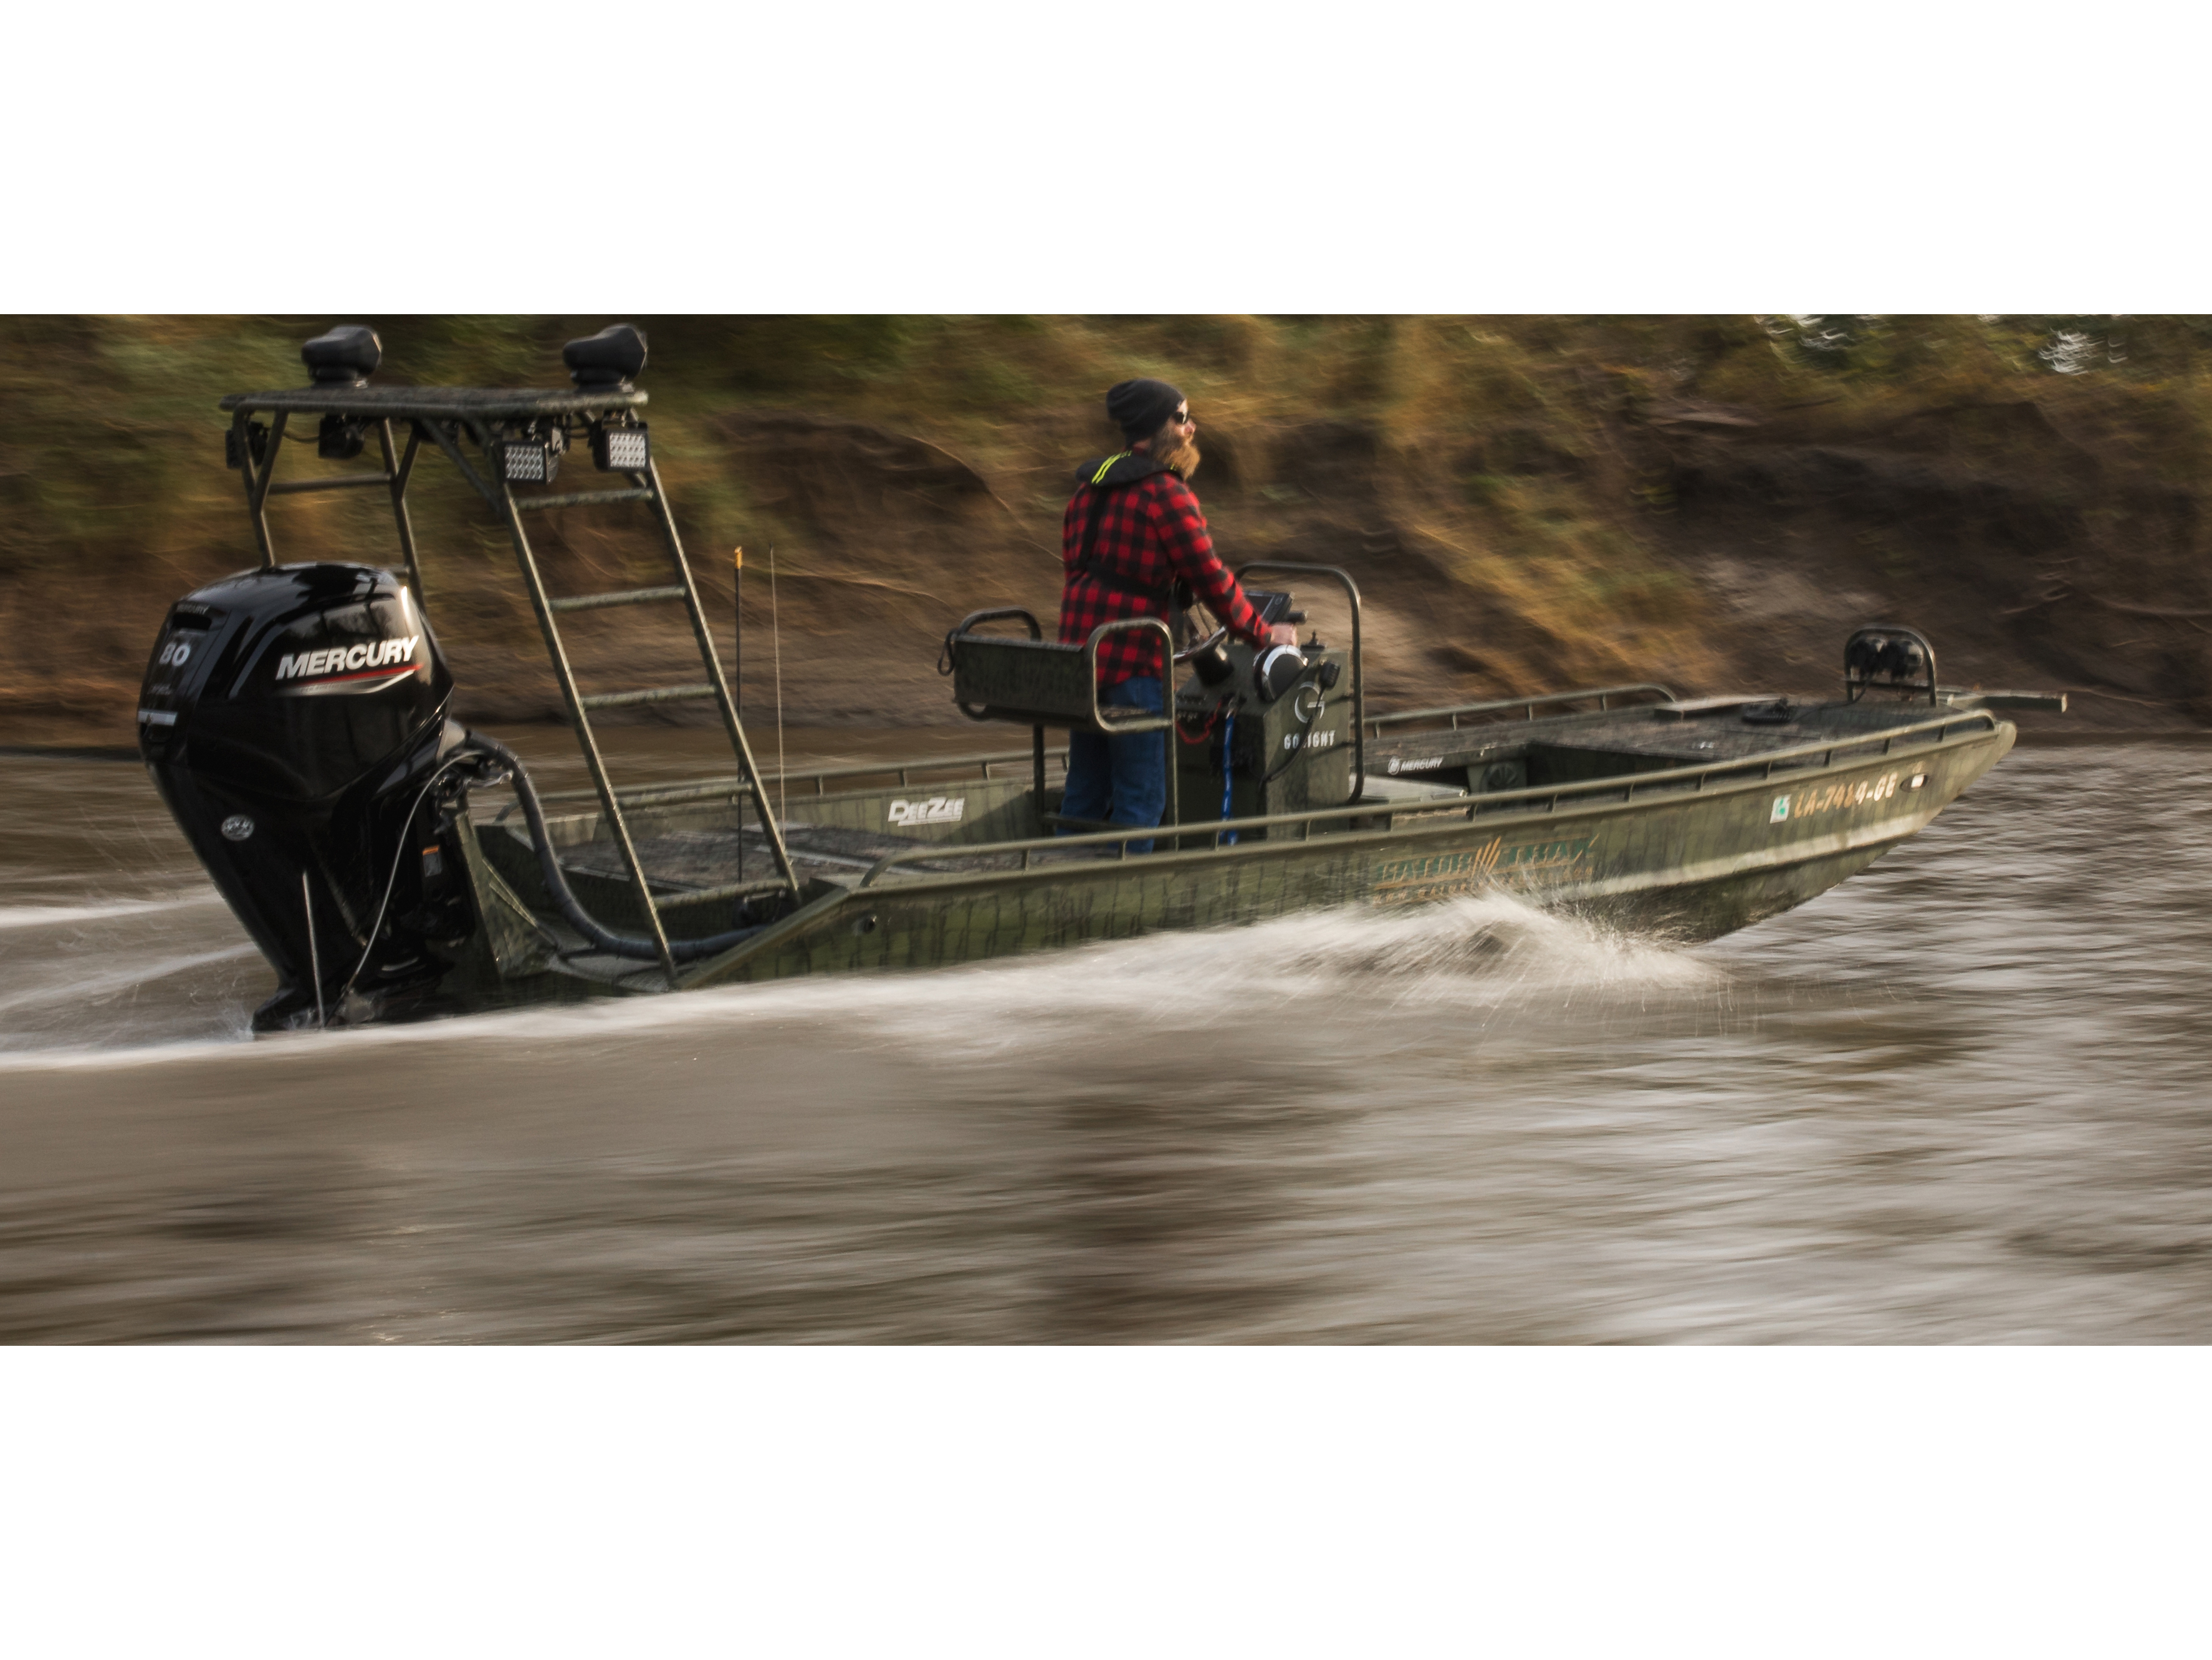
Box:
[1057,459,1269,687]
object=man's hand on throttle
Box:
[1267,623,1299,646]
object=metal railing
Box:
[498,743,1071,820]
[508,686,1682,817]
[852,707,2002,890]
[1366,683,1677,737]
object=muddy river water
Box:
[3,733,2209,1343]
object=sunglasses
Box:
[1171,408,1195,426]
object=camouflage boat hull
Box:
[696,716,2009,986]
[446,700,2015,1000]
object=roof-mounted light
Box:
[225,421,270,471]
[499,423,566,486]
[318,414,368,460]
[591,420,650,473]
[301,325,382,388]
[563,324,648,391]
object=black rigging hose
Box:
[461,731,770,962]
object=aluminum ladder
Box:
[220,381,801,991]
[482,458,800,987]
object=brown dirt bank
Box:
[6,316,2200,749]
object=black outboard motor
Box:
[138,562,482,1031]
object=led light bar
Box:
[591,422,650,473]
[500,428,565,486]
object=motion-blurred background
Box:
[5,314,2196,746]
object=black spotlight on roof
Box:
[563,324,647,390]
[317,413,368,460]
[301,325,382,388]
[224,421,270,471]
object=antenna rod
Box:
[770,546,786,828]
[743,547,752,890]
[302,871,327,1030]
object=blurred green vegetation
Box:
[9,312,2201,582]
[3,314,2203,722]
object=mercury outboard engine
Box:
[138,562,487,1030]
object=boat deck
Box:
[1364,696,1936,784]
[542,696,1960,900]
[462,684,2026,994]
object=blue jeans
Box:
[1058,676,1166,853]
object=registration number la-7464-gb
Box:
[1770,769,1925,825]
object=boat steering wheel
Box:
[1173,608,1230,664]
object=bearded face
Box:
[1150,420,1202,479]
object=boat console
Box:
[939,562,1366,840]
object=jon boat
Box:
[134,329,2064,1030]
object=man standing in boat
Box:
[1058,378,1293,849]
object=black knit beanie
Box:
[1106,378,1185,443]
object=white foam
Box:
[0,943,261,1019]
[0,892,224,932]
[0,894,1718,1073]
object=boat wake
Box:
[0,892,227,933]
[1254,893,1715,996]
[0,889,1720,1072]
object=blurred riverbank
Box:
[9,314,2211,751]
